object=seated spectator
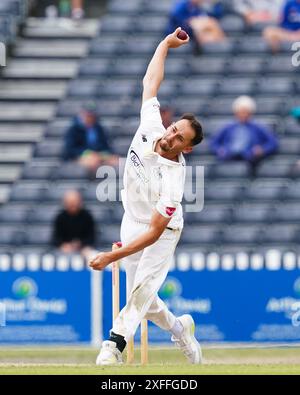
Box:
[210,96,278,176]
[232,0,283,26]
[160,105,174,129]
[52,190,95,255]
[263,0,300,52]
[63,102,118,174]
[71,0,84,20]
[166,0,226,51]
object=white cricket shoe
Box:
[96,340,123,365]
[171,315,202,364]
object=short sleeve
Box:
[156,199,179,219]
[155,166,183,219]
[140,97,163,127]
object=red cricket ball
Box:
[177,30,188,40]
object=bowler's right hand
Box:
[165,27,190,49]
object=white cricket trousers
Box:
[112,213,182,342]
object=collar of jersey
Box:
[143,138,184,166]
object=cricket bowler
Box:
[90,27,204,365]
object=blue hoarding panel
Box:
[102,269,300,343]
[0,271,91,343]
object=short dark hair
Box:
[180,113,204,146]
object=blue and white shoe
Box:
[171,315,202,364]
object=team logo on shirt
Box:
[166,207,176,216]
[142,134,147,142]
[129,149,149,184]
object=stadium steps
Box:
[2,59,79,79]
[0,81,67,100]
[13,39,90,59]
[0,185,10,204]
[23,18,99,39]
[0,102,56,121]
[0,17,99,208]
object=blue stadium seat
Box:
[262,224,299,243]
[143,1,173,14]
[188,57,226,76]
[135,16,168,33]
[220,15,245,34]
[180,225,220,244]
[88,204,115,223]
[227,56,264,75]
[28,205,60,224]
[111,137,131,156]
[244,180,285,201]
[256,160,293,178]
[273,203,300,223]
[284,182,300,200]
[202,40,235,55]
[90,38,121,55]
[256,77,293,95]
[179,78,217,96]
[158,80,178,98]
[0,205,29,223]
[110,58,147,77]
[164,58,189,76]
[221,225,261,244]
[283,117,300,135]
[68,80,99,97]
[79,58,111,77]
[212,162,250,179]
[173,97,207,115]
[35,140,64,158]
[121,37,158,56]
[205,182,243,202]
[236,36,269,54]
[219,77,254,95]
[255,97,284,116]
[232,204,271,223]
[185,205,231,224]
[201,117,231,136]
[44,183,86,201]
[108,0,143,14]
[100,16,133,33]
[22,161,58,180]
[98,80,137,98]
[54,163,90,180]
[97,224,120,245]
[45,119,71,137]
[24,225,52,246]
[0,225,24,245]
[266,56,296,74]
[10,182,47,202]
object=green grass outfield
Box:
[1,347,300,375]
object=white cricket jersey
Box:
[121,97,185,229]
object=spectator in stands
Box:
[232,0,284,26]
[263,0,300,52]
[52,190,95,254]
[160,105,174,129]
[63,102,118,174]
[166,0,226,51]
[210,96,278,176]
[71,0,84,20]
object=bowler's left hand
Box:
[89,252,112,271]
